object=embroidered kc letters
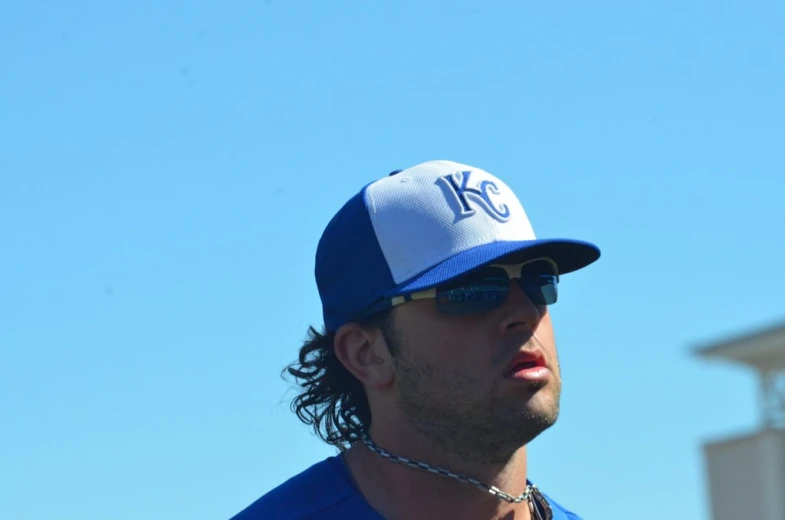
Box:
[439,170,511,222]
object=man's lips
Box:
[504,349,547,377]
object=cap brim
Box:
[385,239,600,297]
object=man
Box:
[231,160,600,519]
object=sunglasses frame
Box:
[355,257,560,322]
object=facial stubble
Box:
[384,327,561,465]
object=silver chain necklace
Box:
[361,435,553,520]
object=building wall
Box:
[703,429,785,520]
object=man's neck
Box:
[341,429,532,520]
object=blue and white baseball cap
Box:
[315,160,600,331]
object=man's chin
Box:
[485,411,559,459]
[514,393,561,431]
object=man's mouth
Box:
[504,350,549,380]
[509,360,540,371]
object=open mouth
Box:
[510,360,539,371]
[504,352,546,377]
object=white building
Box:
[695,321,785,520]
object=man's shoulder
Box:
[228,457,380,520]
[229,459,581,520]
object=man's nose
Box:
[498,280,543,333]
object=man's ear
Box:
[333,322,395,389]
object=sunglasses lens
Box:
[435,268,510,314]
[432,260,559,315]
[518,260,559,305]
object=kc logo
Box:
[438,170,511,222]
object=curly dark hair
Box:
[282,311,396,451]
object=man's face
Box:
[384,276,562,464]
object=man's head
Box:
[287,160,599,456]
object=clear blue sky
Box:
[2,1,784,519]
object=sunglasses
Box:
[358,257,559,319]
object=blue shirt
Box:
[230,456,583,519]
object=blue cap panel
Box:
[315,186,395,331]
